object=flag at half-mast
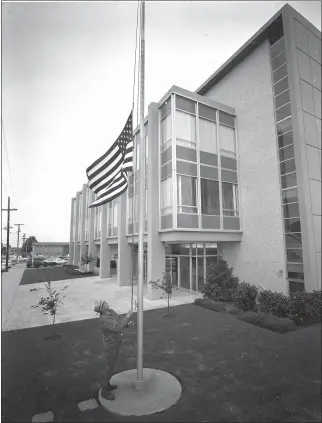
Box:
[86,111,133,208]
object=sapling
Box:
[149,273,177,315]
[31,281,68,340]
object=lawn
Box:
[2,304,321,422]
[20,266,93,285]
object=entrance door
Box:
[191,257,197,291]
[171,257,178,287]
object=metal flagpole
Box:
[136,0,145,386]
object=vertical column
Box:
[146,102,166,300]
[100,203,111,279]
[69,198,75,264]
[88,189,96,272]
[117,192,132,286]
[73,192,80,266]
[79,184,87,263]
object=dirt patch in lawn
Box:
[2,304,321,422]
[20,266,94,285]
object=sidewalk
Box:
[1,263,26,329]
[3,274,201,331]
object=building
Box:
[69,4,321,298]
[33,242,69,257]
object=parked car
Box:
[54,257,66,265]
[1,261,6,272]
[43,257,57,267]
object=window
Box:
[219,125,236,158]
[177,175,197,213]
[201,179,220,215]
[161,176,172,215]
[222,183,238,216]
[176,111,196,148]
[199,118,217,155]
[113,201,118,236]
[135,137,140,170]
[128,196,133,223]
[161,114,172,150]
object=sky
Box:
[1,1,321,245]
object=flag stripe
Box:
[89,155,123,192]
[96,172,125,200]
[86,143,119,178]
[89,172,128,208]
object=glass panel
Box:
[277,117,292,136]
[160,97,171,119]
[289,280,305,293]
[176,145,197,162]
[274,76,289,96]
[197,257,204,292]
[176,110,196,144]
[280,158,296,175]
[161,114,172,147]
[285,233,302,248]
[284,217,301,233]
[278,130,293,148]
[180,256,190,289]
[192,257,197,291]
[287,249,303,262]
[206,256,217,278]
[201,179,220,215]
[161,177,172,214]
[276,103,291,122]
[205,242,217,255]
[282,188,298,204]
[161,147,172,165]
[222,183,238,212]
[199,118,217,154]
[199,104,216,121]
[281,172,297,189]
[275,89,290,109]
[272,50,286,71]
[177,175,197,208]
[219,111,235,128]
[283,203,300,218]
[273,63,288,83]
[270,37,285,59]
[219,125,235,157]
[176,95,196,114]
[287,263,304,280]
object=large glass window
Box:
[176,111,196,148]
[219,125,236,158]
[201,179,220,215]
[113,201,118,236]
[161,114,172,151]
[161,176,172,215]
[222,183,238,216]
[177,175,197,213]
[199,118,217,154]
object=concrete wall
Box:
[283,8,321,290]
[203,40,288,293]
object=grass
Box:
[2,304,321,422]
[20,266,93,285]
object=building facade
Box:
[33,242,69,257]
[69,4,321,297]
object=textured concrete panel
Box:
[310,179,322,215]
[306,145,321,181]
[316,253,321,289]
[203,40,287,293]
[312,215,321,253]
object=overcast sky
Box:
[1,1,321,245]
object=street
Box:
[1,263,25,329]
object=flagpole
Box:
[136,0,145,386]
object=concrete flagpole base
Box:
[98,368,182,416]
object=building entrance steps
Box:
[3,274,201,331]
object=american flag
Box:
[86,111,133,208]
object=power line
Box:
[1,117,15,204]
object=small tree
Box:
[31,281,68,340]
[202,259,239,302]
[149,273,176,315]
[80,253,95,272]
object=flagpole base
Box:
[98,368,182,416]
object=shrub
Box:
[233,282,258,311]
[238,311,296,333]
[33,260,42,269]
[257,290,290,318]
[201,259,239,302]
[290,290,322,325]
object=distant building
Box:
[33,242,69,257]
[69,4,321,296]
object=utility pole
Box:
[22,233,27,257]
[14,224,24,263]
[1,197,17,272]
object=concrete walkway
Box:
[3,274,201,331]
[1,263,26,330]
